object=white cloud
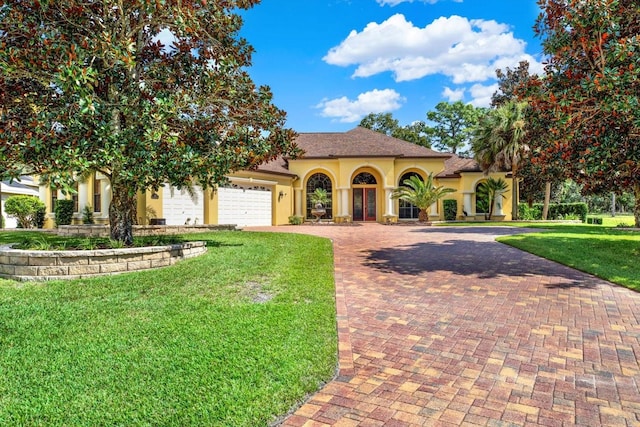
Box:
[324,14,543,84]
[442,87,465,102]
[469,83,499,107]
[376,0,462,5]
[316,89,405,123]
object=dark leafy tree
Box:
[359,113,430,147]
[425,101,483,156]
[0,0,298,244]
[531,0,640,226]
[492,61,534,107]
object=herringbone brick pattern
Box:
[254,224,640,426]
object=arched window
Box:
[398,172,421,219]
[306,173,332,219]
[352,172,377,185]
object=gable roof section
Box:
[437,155,483,178]
[294,127,451,159]
[255,157,297,177]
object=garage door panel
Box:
[162,185,204,225]
[218,187,272,227]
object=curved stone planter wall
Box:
[0,242,207,282]
[56,224,236,238]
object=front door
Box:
[353,188,376,221]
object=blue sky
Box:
[239,0,543,132]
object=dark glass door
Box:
[353,188,376,221]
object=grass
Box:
[589,213,636,227]
[493,223,640,291]
[0,231,337,426]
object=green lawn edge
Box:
[494,224,640,292]
[0,230,337,426]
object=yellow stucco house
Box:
[39,127,514,228]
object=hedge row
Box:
[518,202,588,222]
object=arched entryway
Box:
[352,171,378,221]
[306,172,333,220]
[398,171,422,220]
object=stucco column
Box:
[78,181,88,212]
[39,185,47,208]
[294,188,303,217]
[339,187,350,216]
[384,188,395,216]
[463,192,473,216]
[101,180,111,219]
[430,202,438,216]
[494,197,504,216]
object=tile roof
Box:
[255,157,296,177]
[437,155,483,178]
[293,127,451,159]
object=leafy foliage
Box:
[82,205,95,224]
[518,202,588,222]
[529,0,640,226]
[426,101,484,155]
[443,199,457,221]
[359,113,430,147]
[472,101,529,219]
[54,199,74,227]
[391,173,456,222]
[0,0,298,243]
[476,178,509,219]
[4,195,45,229]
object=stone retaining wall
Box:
[0,241,207,281]
[56,224,236,237]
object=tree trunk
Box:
[611,192,616,217]
[511,162,519,221]
[542,181,551,220]
[634,183,640,228]
[109,179,137,245]
[418,209,429,222]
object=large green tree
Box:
[0,0,298,244]
[531,0,640,226]
[425,101,483,156]
[472,101,529,220]
[359,113,430,147]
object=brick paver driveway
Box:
[257,224,640,426]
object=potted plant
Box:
[309,188,329,222]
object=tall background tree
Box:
[531,0,640,227]
[425,101,483,156]
[472,101,529,220]
[0,0,298,243]
[359,113,430,147]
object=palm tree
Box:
[472,101,529,220]
[391,173,456,223]
[477,177,509,219]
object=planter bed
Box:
[0,241,207,281]
[56,224,236,238]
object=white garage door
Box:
[218,187,272,227]
[162,185,204,225]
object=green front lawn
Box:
[496,224,640,291]
[0,231,337,426]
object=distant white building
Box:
[1,177,40,228]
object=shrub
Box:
[518,202,588,222]
[34,205,46,229]
[288,215,304,225]
[82,205,95,224]
[443,199,457,221]
[54,199,75,227]
[4,195,46,228]
[586,217,603,225]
